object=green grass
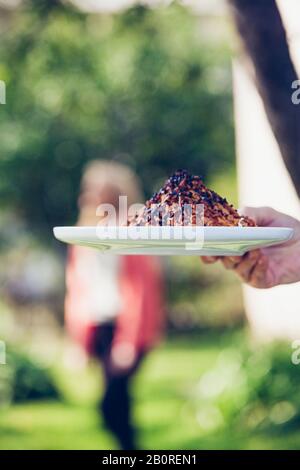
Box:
[1,333,300,450]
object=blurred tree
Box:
[229,0,300,195]
[0,1,234,239]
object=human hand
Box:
[202,207,300,288]
[110,342,137,374]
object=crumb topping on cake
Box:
[128,169,256,227]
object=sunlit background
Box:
[1,0,300,450]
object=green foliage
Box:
[193,338,300,433]
[0,2,233,238]
[166,256,244,330]
[2,334,300,449]
[0,348,60,406]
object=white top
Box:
[76,251,122,324]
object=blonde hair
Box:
[78,160,143,225]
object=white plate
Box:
[53,226,293,256]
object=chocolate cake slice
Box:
[128,169,255,227]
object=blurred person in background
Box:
[64,161,165,450]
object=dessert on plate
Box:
[128,169,256,227]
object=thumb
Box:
[239,206,279,227]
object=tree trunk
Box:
[228,0,300,196]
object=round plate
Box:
[53,226,294,256]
